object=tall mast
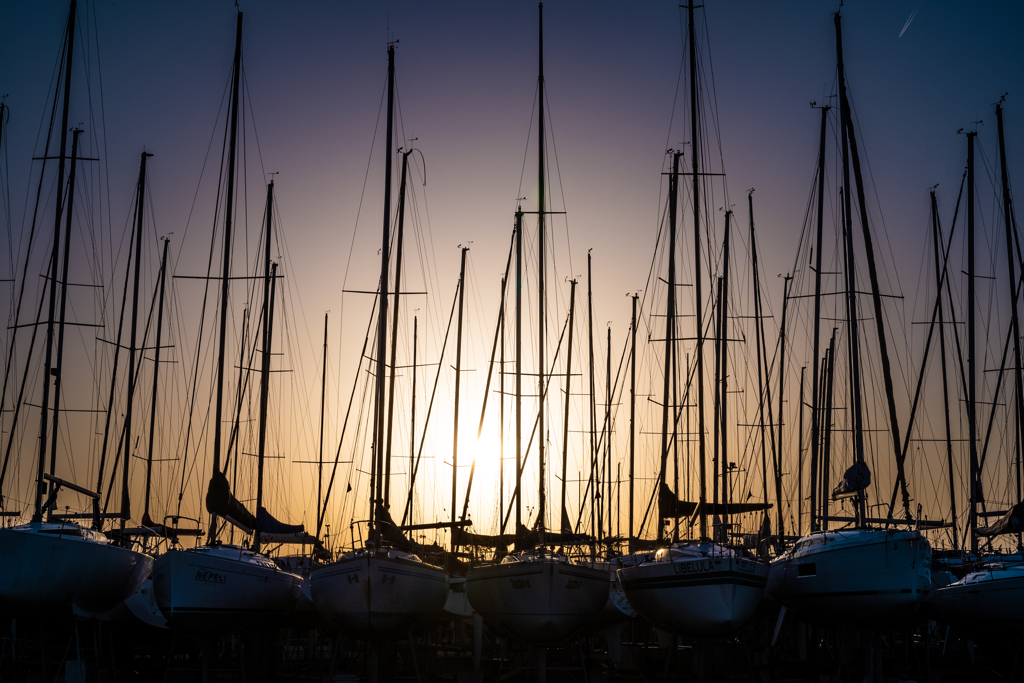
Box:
[253,179,276,554]
[834,14,866,527]
[515,208,523,532]
[720,211,732,537]
[687,0,707,541]
[837,12,911,523]
[808,105,829,533]
[253,261,277,554]
[144,236,170,521]
[317,312,328,537]
[967,129,979,552]
[712,277,722,520]
[930,190,957,550]
[797,366,806,537]
[49,127,84,518]
[996,102,1023,531]
[384,148,412,508]
[822,330,837,530]
[536,1,548,533]
[371,43,396,541]
[50,127,87,518]
[776,274,792,543]
[34,0,77,521]
[122,149,149,530]
[408,314,417,528]
[605,324,612,540]
[629,293,637,553]
[560,280,577,531]
[208,11,243,540]
[499,285,506,534]
[749,193,768,527]
[452,246,468,547]
[588,251,597,546]
[660,151,681,545]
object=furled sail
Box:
[451,527,518,548]
[659,482,771,520]
[977,501,1024,537]
[256,507,320,545]
[832,461,871,500]
[205,469,257,533]
[512,519,594,551]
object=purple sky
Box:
[1,1,1022,546]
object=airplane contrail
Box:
[899,3,922,37]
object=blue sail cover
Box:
[256,507,319,545]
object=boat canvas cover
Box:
[659,482,771,519]
[256,507,319,544]
[978,501,1024,537]
[205,469,258,533]
[513,521,593,550]
[832,461,871,499]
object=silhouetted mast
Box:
[253,179,276,554]
[629,293,637,553]
[837,11,911,523]
[558,279,577,532]
[208,11,243,541]
[929,190,957,550]
[34,0,77,521]
[720,211,732,538]
[687,0,707,541]
[659,150,681,545]
[144,236,170,522]
[835,13,867,527]
[384,148,413,507]
[317,312,328,537]
[536,1,548,533]
[452,246,468,547]
[808,104,828,533]
[996,102,1024,540]
[371,43,396,542]
[967,128,979,552]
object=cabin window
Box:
[797,563,816,577]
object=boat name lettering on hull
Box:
[737,560,755,573]
[511,579,531,589]
[381,573,396,585]
[347,574,359,584]
[195,570,226,584]
[672,560,715,575]
[565,578,582,590]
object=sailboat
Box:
[308,42,449,640]
[616,0,769,638]
[766,11,931,628]
[150,11,302,628]
[465,3,610,645]
[0,0,152,615]
[931,100,1024,631]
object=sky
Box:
[0,1,1022,552]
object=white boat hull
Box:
[466,558,609,644]
[0,523,152,614]
[619,553,767,636]
[768,528,931,627]
[310,550,449,639]
[152,544,302,629]
[124,576,168,629]
[931,564,1024,629]
[444,576,474,618]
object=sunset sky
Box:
[0,1,1022,551]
